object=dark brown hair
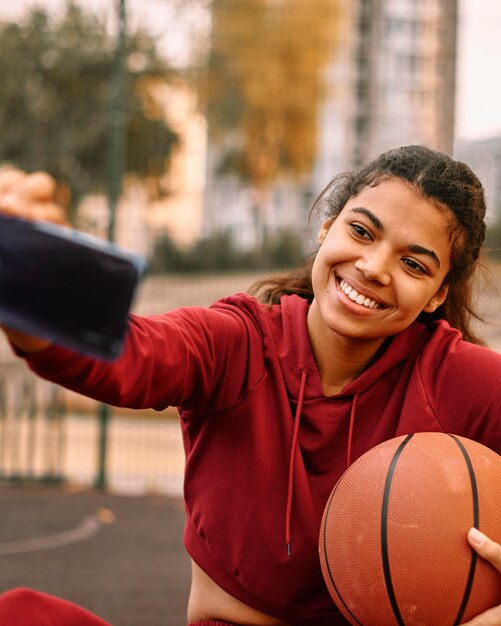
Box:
[250,145,488,344]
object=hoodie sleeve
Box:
[422,337,501,453]
[21,302,263,412]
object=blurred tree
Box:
[200,0,342,241]
[0,2,178,215]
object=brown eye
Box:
[350,223,372,240]
[402,258,427,274]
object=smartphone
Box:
[0,214,147,360]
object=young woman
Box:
[1,145,501,626]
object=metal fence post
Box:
[95,0,128,491]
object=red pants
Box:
[0,588,110,625]
[188,622,237,626]
[0,588,238,626]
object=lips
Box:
[338,279,384,310]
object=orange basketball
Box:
[319,432,501,626]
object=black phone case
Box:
[0,214,147,360]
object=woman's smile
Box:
[336,276,385,310]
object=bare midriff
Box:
[187,560,292,626]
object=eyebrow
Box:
[407,244,441,268]
[349,207,441,268]
[351,207,383,230]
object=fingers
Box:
[23,202,68,225]
[0,168,57,201]
[17,172,57,201]
[0,166,67,224]
[468,528,501,571]
[461,604,501,625]
[0,167,28,195]
[460,529,501,624]
[0,197,67,224]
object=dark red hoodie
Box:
[23,293,501,624]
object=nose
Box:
[354,248,392,286]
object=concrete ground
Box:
[0,487,191,626]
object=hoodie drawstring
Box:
[285,375,359,556]
[346,393,359,469]
[286,368,307,557]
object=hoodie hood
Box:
[271,294,429,400]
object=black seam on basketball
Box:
[322,475,365,626]
[448,434,480,626]
[381,434,414,626]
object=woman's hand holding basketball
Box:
[0,166,67,353]
[461,529,501,625]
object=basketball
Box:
[319,432,501,626]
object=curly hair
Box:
[250,145,487,344]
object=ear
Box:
[317,219,334,245]
[422,284,449,313]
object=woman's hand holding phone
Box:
[0,167,67,353]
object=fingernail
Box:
[468,527,486,546]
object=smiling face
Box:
[308,177,453,350]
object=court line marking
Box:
[0,515,102,555]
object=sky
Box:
[1,0,500,143]
[455,0,501,141]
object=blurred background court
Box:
[0,0,501,624]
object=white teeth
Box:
[339,280,381,310]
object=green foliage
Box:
[266,228,305,268]
[188,231,244,270]
[0,2,178,211]
[150,228,306,273]
[149,233,191,273]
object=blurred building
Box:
[455,136,501,224]
[316,0,458,180]
[203,0,459,247]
